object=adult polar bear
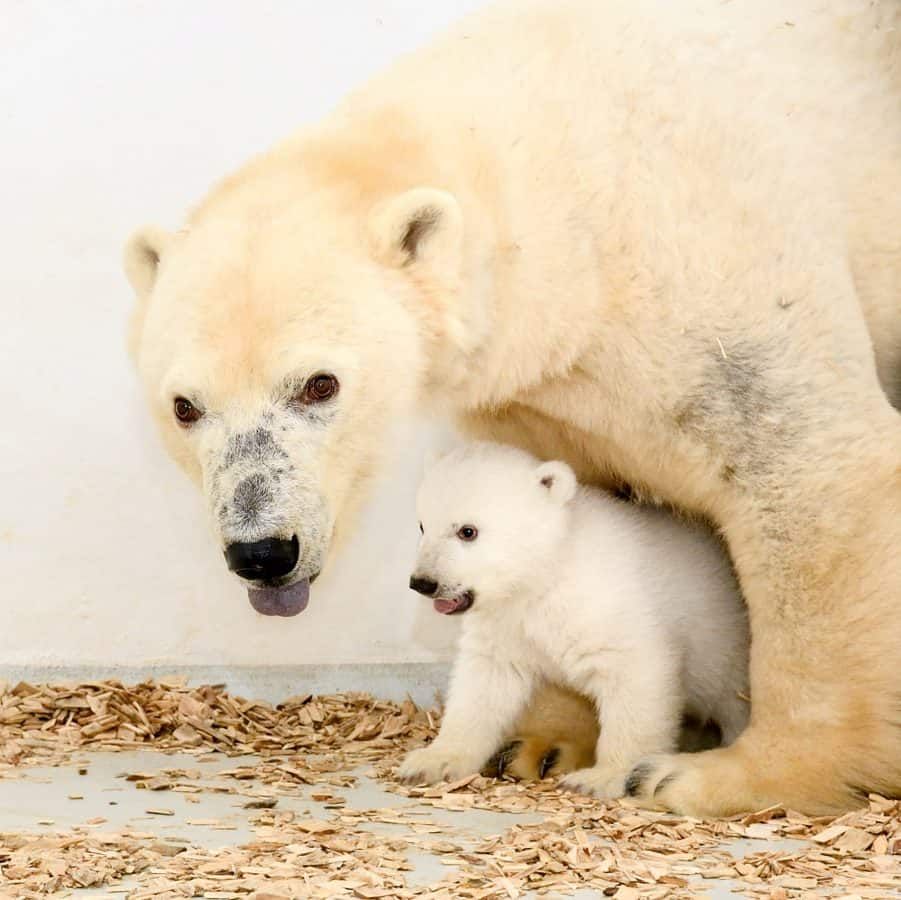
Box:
[124,0,901,816]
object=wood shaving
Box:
[0,680,898,899]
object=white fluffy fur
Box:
[124,0,901,813]
[399,443,749,798]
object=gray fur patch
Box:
[673,339,805,485]
[223,427,288,469]
[233,473,274,528]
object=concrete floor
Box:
[0,749,808,899]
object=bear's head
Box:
[409,442,578,616]
[124,164,491,616]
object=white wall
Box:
[0,0,487,672]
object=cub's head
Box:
[409,443,578,615]
[124,154,486,616]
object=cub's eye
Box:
[301,373,340,404]
[457,525,478,542]
[419,522,424,535]
[173,397,202,426]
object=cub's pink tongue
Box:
[248,579,310,617]
[434,596,465,615]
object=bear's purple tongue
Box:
[248,579,310,617]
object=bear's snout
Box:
[225,535,300,583]
[409,575,439,596]
[409,574,475,616]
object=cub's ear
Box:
[123,226,173,300]
[535,460,578,505]
[368,187,463,273]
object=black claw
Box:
[653,771,679,798]
[538,747,560,779]
[483,740,521,778]
[624,761,654,797]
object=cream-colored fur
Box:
[398,443,750,798]
[124,0,901,815]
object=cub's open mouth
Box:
[433,591,474,615]
[248,575,317,617]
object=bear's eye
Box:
[300,373,340,405]
[419,522,424,535]
[173,397,202,426]
[457,525,478,542]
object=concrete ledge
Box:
[0,663,451,707]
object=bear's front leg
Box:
[398,654,534,785]
[560,650,682,800]
[627,370,901,815]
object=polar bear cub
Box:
[399,442,750,799]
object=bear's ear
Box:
[123,226,173,300]
[535,460,578,505]
[368,187,463,272]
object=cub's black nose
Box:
[409,576,439,596]
[225,536,299,582]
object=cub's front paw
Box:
[397,744,481,785]
[559,765,630,800]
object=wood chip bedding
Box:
[0,680,897,899]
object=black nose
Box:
[409,576,438,596]
[225,536,299,582]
